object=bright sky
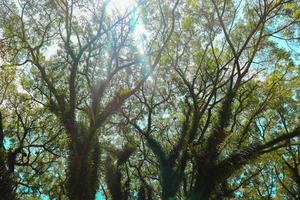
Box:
[107,0,137,13]
[45,0,147,58]
[107,0,147,52]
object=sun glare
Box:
[107,0,137,14]
[107,0,148,53]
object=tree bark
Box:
[191,165,218,200]
[105,160,123,200]
[160,165,183,200]
[0,155,16,200]
[67,138,100,200]
[0,112,16,200]
[192,179,217,200]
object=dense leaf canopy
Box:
[0,0,299,199]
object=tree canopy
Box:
[0,0,299,199]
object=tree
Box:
[122,0,300,199]
[0,0,299,199]
[0,0,178,199]
[0,65,16,200]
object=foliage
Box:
[0,0,299,199]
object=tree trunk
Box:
[105,162,123,200]
[190,165,219,200]
[67,139,100,200]
[192,178,216,200]
[0,112,16,200]
[160,165,182,200]
[0,152,16,200]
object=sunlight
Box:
[107,0,148,53]
[107,0,137,14]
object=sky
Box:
[44,0,146,58]
[107,0,137,13]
